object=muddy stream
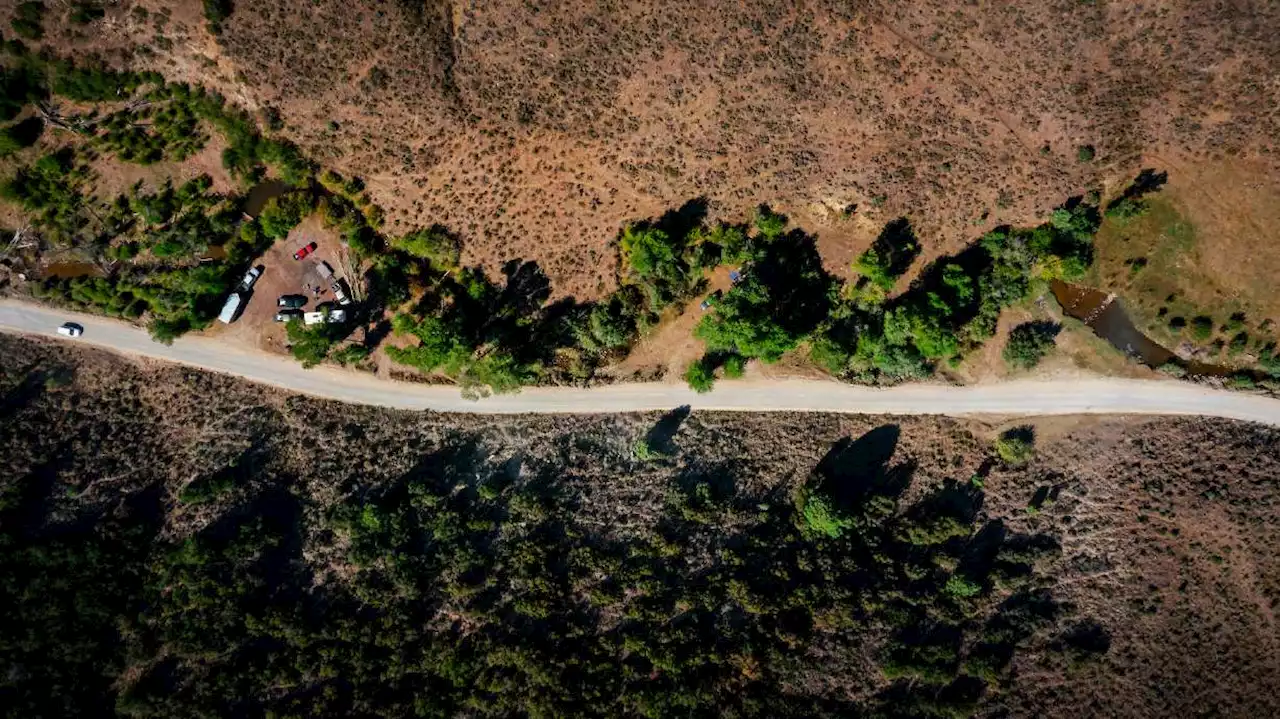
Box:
[1051,281,1231,376]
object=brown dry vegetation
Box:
[8,0,1279,300]
[2,335,1278,716]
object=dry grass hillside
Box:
[10,0,1278,300]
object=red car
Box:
[293,241,318,260]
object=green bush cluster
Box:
[683,356,716,393]
[694,219,832,363]
[813,204,1098,384]
[1,148,93,243]
[392,224,461,268]
[1104,197,1148,221]
[18,159,257,341]
[9,1,44,40]
[95,102,206,164]
[144,82,311,185]
[1003,321,1060,370]
[286,317,342,368]
[385,263,553,396]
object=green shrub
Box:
[851,218,919,291]
[1104,197,1147,221]
[1227,373,1256,390]
[257,192,314,239]
[684,358,715,393]
[10,2,45,40]
[722,353,746,379]
[1191,315,1215,341]
[1003,321,1060,370]
[632,437,666,462]
[944,574,983,598]
[796,488,853,539]
[331,344,370,366]
[1076,145,1096,162]
[393,225,461,269]
[286,318,338,368]
[753,206,787,239]
[994,427,1036,466]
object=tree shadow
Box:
[643,405,691,455]
[918,477,986,525]
[362,317,393,348]
[956,519,1008,583]
[0,450,70,537]
[748,226,835,339]
[1002,424,1036,446]
[653,197,709,241]
[497,258,553,320]
[873,675,986,718]
[1109,168,1168,207]
[398,436,491,494]
[0,362,52,422]
[869,217,922,278]
[1055,620,1112,658]
[1028,484,1061,512]
[814,425,913,509]
[1016,319,1063,342]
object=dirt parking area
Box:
[201,215,355,353]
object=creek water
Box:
[1050,280,1231,376]
[243,180,292,217]
[39,262,103,280]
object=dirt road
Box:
[3,299,1280,425]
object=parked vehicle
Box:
[56,322,83,337]
[277,294,307,309]
[293,241,318,260]
[218,293,244,323]
[699,290,723,311]
[274,310,302,323]
[331,280,352,306]
[303,309,348,326]
[239,265,264,291]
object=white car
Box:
[56,322,84,338]
[239,265,264,291]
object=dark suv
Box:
[277,294,307,309]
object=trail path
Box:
[3,299,1279,425]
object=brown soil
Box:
[202,214,352,352]
[1,333,1278,715]
[14,0,1279,300]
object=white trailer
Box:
[303,308,347,326]
[218,292,244,323]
